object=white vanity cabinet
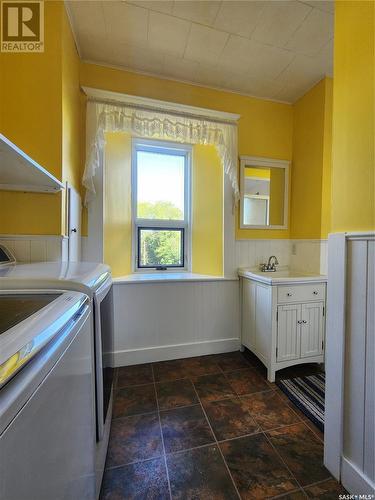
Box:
[240,273,326,382]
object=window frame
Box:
[131,138,192,273]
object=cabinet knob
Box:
[303,320,307,324]
[297,320,303,324]
[313,291,318,295]
[287,292,292,297]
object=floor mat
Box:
[276,373,325,432]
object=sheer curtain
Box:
[82,100,239,205]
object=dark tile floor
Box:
[100,350,346,500]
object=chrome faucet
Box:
[259,255,279,272]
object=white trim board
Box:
[113,274,238,284]
[341,457,375,495]
[81,86,241,123]
[113,338,240,367]
[324,233,347,480]
[240,156,290,169]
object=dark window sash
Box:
[137,226,185,269]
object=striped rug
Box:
[276,373,325,432]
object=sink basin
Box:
[238,267,327,284]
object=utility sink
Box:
[238,267,327,285]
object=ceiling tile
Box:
[273,84,302,103]
[219,35,256,72]
[184,24,229,64]
[302,1,334,14]
[247,44,295,80]
[68,0,334,103]
[213,1,265,38]
[79,33,115,63]
[222,72,284,99]
[276,53,327,101]
[162,55,199,81]
[110,42,165,74]
[219,35,294,79]
[285,7,333,56]
[275,78,320,102]
[172,1,221,25]
[102,1,149,46]
[148,11,191,57]
[127,0,174,14]
[67,1,106,39]
[193,63,229,88]
[252,1,312,47]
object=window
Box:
[132,139,191,271]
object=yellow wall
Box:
[0,1,62,179]
[331,0,375,232]
[80,62,294,241]
[61,6,82,235]
[192,145,223,276]
[62,9,82,193]
[321,78,333,238]
[245,167,270,179]
[291,78,333,239]
[103,133,132,277]
[0,2,82,236]
[0,1,63,235]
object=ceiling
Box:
[67,0,334,104]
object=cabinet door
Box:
[277,304,301,362]
[300,302,324,358]
[242,279,256,349]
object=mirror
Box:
[240,157,289,229]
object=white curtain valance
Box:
[82,101,239,205]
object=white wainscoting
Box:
[111,238,328,367]
[235,239,292,269]
[325,232,375,494]
[1,235,328,272]
[112,279,240,366]
[235,239,327,275]
[0,234,68,262]
[290,239,328,275]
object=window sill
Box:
[113,272,238,284]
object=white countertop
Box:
[238,267,327,285]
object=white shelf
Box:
[0,134,64,193]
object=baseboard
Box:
[341,457,375,495]
[113,337,241,367]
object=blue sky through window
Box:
[137,150,185,216]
